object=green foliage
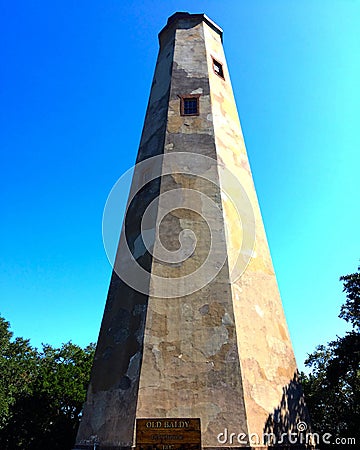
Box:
[0,317,95,450]
[0,317,38,428]
[301,265,360,448]
[339,267,360,330]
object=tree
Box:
[0,317,38,429]
[0,316,95,449]
[301,266,360,448]
[339,269,360,330]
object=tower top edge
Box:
[158,12,223,42]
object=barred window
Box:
[180,95,200,116]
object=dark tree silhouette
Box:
[301,265,360,449]
[0,316,95,450]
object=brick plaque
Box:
[136,418,201,450]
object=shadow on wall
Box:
[263,372,314,447]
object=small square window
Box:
[184,98,198,115]
[180,95,200,116]
[212,57,225,80]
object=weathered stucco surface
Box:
[136,18,248,447]
[203,22,301,439]
[75,12,309,450]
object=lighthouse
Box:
[74,12,310,450]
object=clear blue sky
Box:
[1,1,359,372]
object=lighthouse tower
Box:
[74,12,309,450]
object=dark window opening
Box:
[212,58,225,79]
[180,95,200,116]
[184,98,198,115]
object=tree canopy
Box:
[301,265,360,448]
[0,317,95,449]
